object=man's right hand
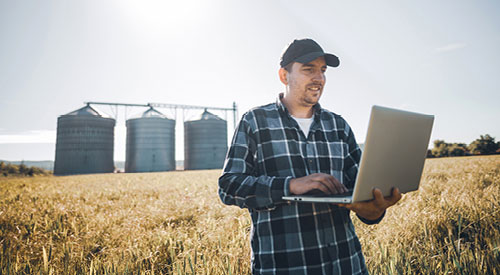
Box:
[289,173,348,195]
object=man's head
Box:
[279,39,340,109]
[280,38,339,70]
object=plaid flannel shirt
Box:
[219,95,380,275]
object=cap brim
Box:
[295,52,340,67]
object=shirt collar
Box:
[276,93,322,118]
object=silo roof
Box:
[141,107,167,118]
[64,105,108,117]
[200,110,223,120]
[130,107,169,119]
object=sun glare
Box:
[117,0,209,34]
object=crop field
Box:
[1,155,499,274]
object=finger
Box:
[342,184,349,193]
[327,177,343,194]
[320,182,334,195]
[394,187,401,197]
[330,176,347,194]
[313,181,332,195]
[337,203,353,210]
[342,183,349,193]
[333,182,347,194]
[372,188,385,205]
[316,175,336,194]
[388,188,402,205]
[337,178,349,193]
[373,188,383,200]
[331,176,348,193]
[344,203,357,211]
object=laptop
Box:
[283,105,434,204]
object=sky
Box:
[1,0,499,162]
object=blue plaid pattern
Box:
[219,95,375,274]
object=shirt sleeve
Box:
[356,211,386,225]
[342,119,362,191]
[218,114,292,210]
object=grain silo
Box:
[54,104,115,175]
[125,107,175,172]
[184,110,227,170]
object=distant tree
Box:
[0,163,49,177]
[433,140,446,148]
[0,161,6,176]
[28,167,35,176]
[19,162,28,175]
[430,140,470,158]
[468,134,499,155]
[29,166,49,176]
[432,140,449,157]
[448,144,466,156]
[426,149,434,158]
[7,164,19,174]
[35,166,48,175]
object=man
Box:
[218,38,401,274]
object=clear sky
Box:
[1,0,499,161]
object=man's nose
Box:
[312,71,325,82]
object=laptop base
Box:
[283,195,353,204]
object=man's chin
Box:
[305,96,321,106]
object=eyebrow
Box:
[301,63,327,70]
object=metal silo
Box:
[184,110,228,170]
[54,104,115,175]
[125,107,175,172]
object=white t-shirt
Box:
[291,115,314,137]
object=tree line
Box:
[428,134,500,158]
[0,162,51,177]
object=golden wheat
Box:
[1,155,499,274]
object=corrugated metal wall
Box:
[54,105,115,175]
[184,110,227,170]
[125,108,175,172]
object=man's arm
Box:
[218,116,291,210]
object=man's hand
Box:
[338,188,402,221]
[289,173,348,195]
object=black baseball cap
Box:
[280,38,340,68]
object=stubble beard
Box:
[302,87,322,107]
[289,79,322,108]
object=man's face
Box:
[286,56,327,107]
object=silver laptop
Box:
[283,105,434,204]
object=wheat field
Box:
[1,155,499,274]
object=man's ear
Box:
[279,67,288,85]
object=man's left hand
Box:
[338,188,402,221]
